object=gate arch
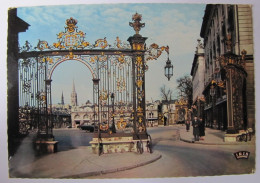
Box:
[47,57,97,80]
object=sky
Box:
[17,3,206,105]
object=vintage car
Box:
[79,123,97,132]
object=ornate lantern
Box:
[164,56,173,81]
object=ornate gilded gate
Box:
[218,34,248,133]
[18,14,170,142]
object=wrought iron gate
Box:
[18,13,170,139]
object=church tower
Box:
[71,80,78,106]
[61,91,64,105]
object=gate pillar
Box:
[45,79,53,137]
[219,34,247,135]
[128,13,147,134]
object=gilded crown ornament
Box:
[129,12,145,35]
[66,17,78,33]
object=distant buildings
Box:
[146,100,160,127]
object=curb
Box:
[60,153,162,178]
[179,137,255,145]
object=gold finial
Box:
[129,12,145,35]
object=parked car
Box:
[79,123,97,132]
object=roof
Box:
[200,4,213,38]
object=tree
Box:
[176,75,193,108]
[160,85,173,102]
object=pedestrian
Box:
[192,116,200,141]
[185,120,190,132]
[199,117,205,140]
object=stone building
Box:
[7,8,30,156]
[157,100,176,126]
[71,100,95,127]
[200,4,255,137]
[146,100,161,127]
[190,39,206,119]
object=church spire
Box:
[72,79,76,92]
[71,80,78,106]
[61,91,64,105]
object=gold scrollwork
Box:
[100,123,109,131]
[118,55,125,64]
[137,106,143,114]
[117,77,126,91]
[116,37,122,48]
[95,38,108,49]
[136,79,143,88]
[45,57,53,64]
[64,52,75,59]
[37,92,46,104]
[98,55,107,62]
[117,118,127,130]
[133,43,144,50]
[37,40,50,51]
[99,92,108,101]
[136,56,142,65]
[53,41,65,49]
[138,117,143,123]
[146,43,169,61]
[90,56,98,63]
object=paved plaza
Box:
[9,125,255,178]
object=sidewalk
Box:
[9,140,161,178]
[179,125,255,145]
[8,126,255,178]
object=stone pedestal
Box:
[35,140,58,153]
[224,134,238,142]
[224,130,247,142]
[90,133,150,154]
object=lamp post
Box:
[164,56,173,81]
[110,93,116,133]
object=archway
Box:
[50,58,95,129]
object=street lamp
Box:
[110,93,116,133]
[164,56,173,81]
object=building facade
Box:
[200,4,255,134]
[146,100,160,127]
[71,101,96,127]
[190,39,206,119]
[7,8,30,156]
[157,100,176,126]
